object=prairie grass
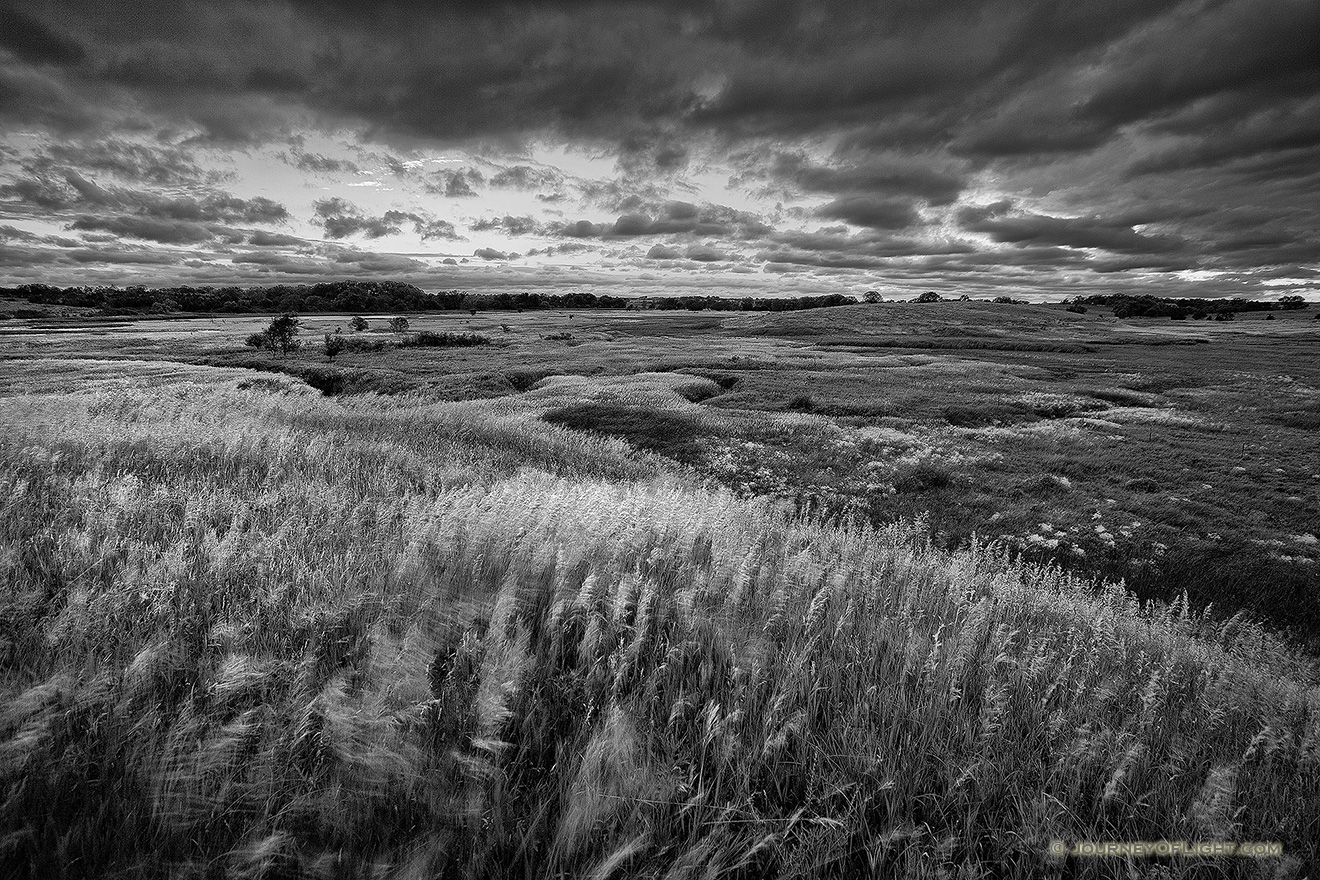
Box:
[0,373,1316,878]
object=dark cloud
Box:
[248,230,306,246]
[416,218,462,241]
[38,140,211,185]
[1078,0,1320,128]
[330,247,426,272]
[474,247,510,261]
[0,10,86,67]
[313,197,452,240]
[471,214,540,236]
[957,205,1184,254]
[0,0,1315,296]
[558,219,607,238]
[68,214,217,245]
[816,196,921,230]
[487,163,564,191]
[645,244,681,260]
[425,168,483,197]
[282,148,361,175]
[0,167,288,224]
[684,243,729,262]
[565,201,772,239]
[742,151,967,205]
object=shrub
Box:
[244,331,270,349]
[265,314,301,357]
[399,331,491,347]
[350,315,369,332]
[388,316,409,333]
[344,336,391,353]
[323,332,345,362]
[914,291,942,303]
[1065,304,1087,314]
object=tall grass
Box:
[0,375,1316,878]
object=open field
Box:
[5,300,1318,642]
[1,301,1318,877]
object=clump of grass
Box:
[785,393,814,411]
[893,460,953,492]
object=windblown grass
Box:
[0,375,1316,878]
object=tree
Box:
[914,291,943,303]
[323,332,345,362]
[388,316,409,333]
[350,315,369,332]
[863,290,884,303]
[266,314,301,357]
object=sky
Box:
[0,0,1317,301]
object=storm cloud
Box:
[0,0,1315,297]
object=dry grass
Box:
[0,371,1316,878]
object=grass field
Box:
[1,301,1318,877]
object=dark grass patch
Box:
[299,367,419,396]
[505,369,554,392]
[942,403,1039,428]
[893,461,953,493]
[1083,388,1161,407]
[1122,375,1210,393]
[343,336,392,353]
[1274,403,1320,430]
[817,336,1094,353]
[1123,476,1163,493]
[1125,539,1320,651]
[541,403,704,462]
[675,369,741,390]
[676,383,722,403]
[1088,337,1211,346]
[235,377,292,393]
[813,400,896,417]
[785,394,815,412]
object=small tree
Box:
[914,291,943,303]
[266,314,301,357]
[323,332,345,362]
[350,315,369,332]
[863,290,884,303]
[388,316,409,333]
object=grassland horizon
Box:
[1,299,1317,878]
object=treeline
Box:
[1074,293,1309,320]
[2,281,860,315]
